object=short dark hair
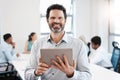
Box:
[3,33,12,41]
[91,36,101,46]
[46,4,67,19]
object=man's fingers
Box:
[73,60,76,68]
[41,63,49,68]
[35,58,50,76]
[38,62,49,68]
[39,57,42,63]
[52,59,62,69]
[37,67,48,71]
[63,54,69,67]
[35,62,49,76]
[36,69,46,75]
[56,56,66,68]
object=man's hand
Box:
[10,42,15,48]
[16,53,20,57]
[52,54,76,77]
[35,58,49,76]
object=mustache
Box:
[52,22,60,25]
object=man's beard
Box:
[49,22,65,33]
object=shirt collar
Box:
[47,32,68,43]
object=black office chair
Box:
[87,42,91,56]
[0,62,21,80]
[115,56,120,73]
[111,41,120,72]
[112,41,119,48]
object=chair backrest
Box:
[0,62,19,80]
[111,48,120,71]
[111,41,120,71]
[115,56,120,73]
[112,41,119,48]
[87,42,91,56]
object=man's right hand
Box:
[10,42,15,48]
[34,58,49,76]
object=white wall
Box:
[0,0,40,52]
[0,0,110,52]
[90,0,109,51]
[75,0,109,51]
[75,0,91,42]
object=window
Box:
[110,0,120,43]
[40,0,74,35]
[0,18,1,44]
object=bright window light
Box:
[110,0,120,34]
[110,0,120,43]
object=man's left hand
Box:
[52,54,76,77]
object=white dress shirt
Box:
[89,46,112,67]
[25,33,91,80]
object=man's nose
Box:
[54,18,60,23]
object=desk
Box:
[12,54,30,80]
[12,54,120,80]
[91,64,120,80]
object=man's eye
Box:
[59,17,62,19]
[50,17,55,19]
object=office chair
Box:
[115,56,120,73]
[111,41,120,72]
[87,42,91,56]
[112,41,119,48]
[0,62,21,80]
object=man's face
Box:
[91,42,98,50]
[47,9,66,33]
[6,37,13,44]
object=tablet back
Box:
[40,48,73,66]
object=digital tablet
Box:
[40,48,73,66]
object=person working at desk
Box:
[0,33,19,63]
[24,32,37,53]
[25,4,91,80]
[89,36,112,68]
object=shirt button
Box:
[52,73,54,75]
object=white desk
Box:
[12,54,120,80]
[91,64,120,80]
[12,54,30,80]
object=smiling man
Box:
[25,4,91,80]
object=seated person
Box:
[24,32,37,53]
[0,33,19,63]
[89,36,112,68]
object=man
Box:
[89,36,112,68]
[0,33,17,63]
[25,4,91,80]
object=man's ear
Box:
[46,18,49,23]
[64,19,66,24]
